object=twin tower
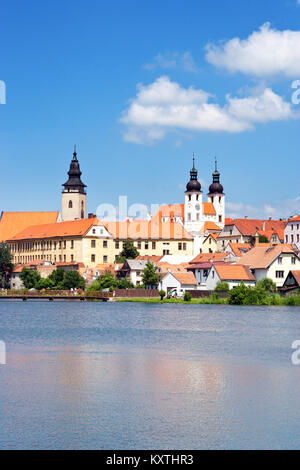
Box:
[61,150,225,232]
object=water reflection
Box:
[0,301,300,449]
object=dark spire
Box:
[186,154,201,192]
[62,147,87,194]
[208,158,224,195]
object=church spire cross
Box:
[73,144,77,160]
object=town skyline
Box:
[0,0,299,219]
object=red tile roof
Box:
[225,218,287,241]
[172,272,197,285]
[0,211,59,242]
[203,222,222,232]
[215,264,256,282]
[202,202,216,215]
[239,245,297,269]
[190,252,229,264]
[227,242,252,257]
[8,217,100,241]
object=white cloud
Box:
[206,23,300,77]
[226,197,300,219]
[144,51,198,73]
[120,76,296,144]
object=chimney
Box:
[88,213,96,219]
[244,216,248,219]
[255,233,260,246]
[269,217,272,221]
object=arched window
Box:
[69,200,73,208]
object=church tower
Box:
[207,159,225,228]
[184,157,203,233]
[61,147,87,222]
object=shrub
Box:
[256,278,277,292]
[184,291,192,302]
[35,278,55,290]
[215,281,229,292]
[159,289,166,301]
[228,282,248,305]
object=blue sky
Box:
[0,0,300,219]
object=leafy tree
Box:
[228,282,248,305]
[49,268,65,286]
[259,234,269,243]
[115,241,139,263]
[0,242,14,287]
[141,261,161,288]
[159,289,166,300]
[87,273,134,292]
[256,278,277,292]
[35,278,55,290]
[184,291,192,302]
[117,278,134,289]
[20,267,41,289]
[62,271,85,290]
[215,281,229,292]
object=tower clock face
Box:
[195,203,200,211]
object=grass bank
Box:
[115,294,300,306]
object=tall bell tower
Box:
[184,156,203,233]
[61,147,87,222]
[207,159,225,228]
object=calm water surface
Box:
[0,301,300,449]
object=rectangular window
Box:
[70,240,74,249]
[103,255,108,263]
[91,254,96,262]
[278,257,283,265]
[63,255,66,262]
[152,242,156,250]
[71,254,74,262]
[219,215,222,223]
[183,243,187,250]
[297,234,299,243]
[292,257,296,265]
[91,240,96,248]
[103,240,108,248]
[163,250,170,255]
[115,241,119,249]
[286,235,288,243]
[178,242,182,250]
[137,241,142,249]
[276,271,284,278]
[59,255,62,262]
[145,241,149,250]
[63,241,66,249]
[291,235,294,243]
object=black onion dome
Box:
[62,148,87,194]
[208,160,224,195]
[186,158,201,192]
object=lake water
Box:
[0,300,300,449]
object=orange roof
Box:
[203,221,222,232]
[172,272,197,285]
[202,202,216,215]
[9,217,100,241]
[190,252,229,264]
[225,218,287,241]
[239,245,298,269]
[105,219,193,240]
[153,204,184,219]
[0,211,59,242]
[227,242,251,257]
[215,264,255,282]
[157,262,189,274]
[136,255,163,263]
[288,216,300,223]
[12,260,44,273]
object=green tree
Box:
[35,278,55,290]
[184,291,192,302]
[256,277,277,292]
[20,267,41,289]
[115,241,139,263]
[62,271,85,290]
[159,289,166,301]
[141,261,161,288]
[0,242,14,287]
[259,234,269,243]
[215,281,230,292]
[49,268,65,286]
[228,282,248,305]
